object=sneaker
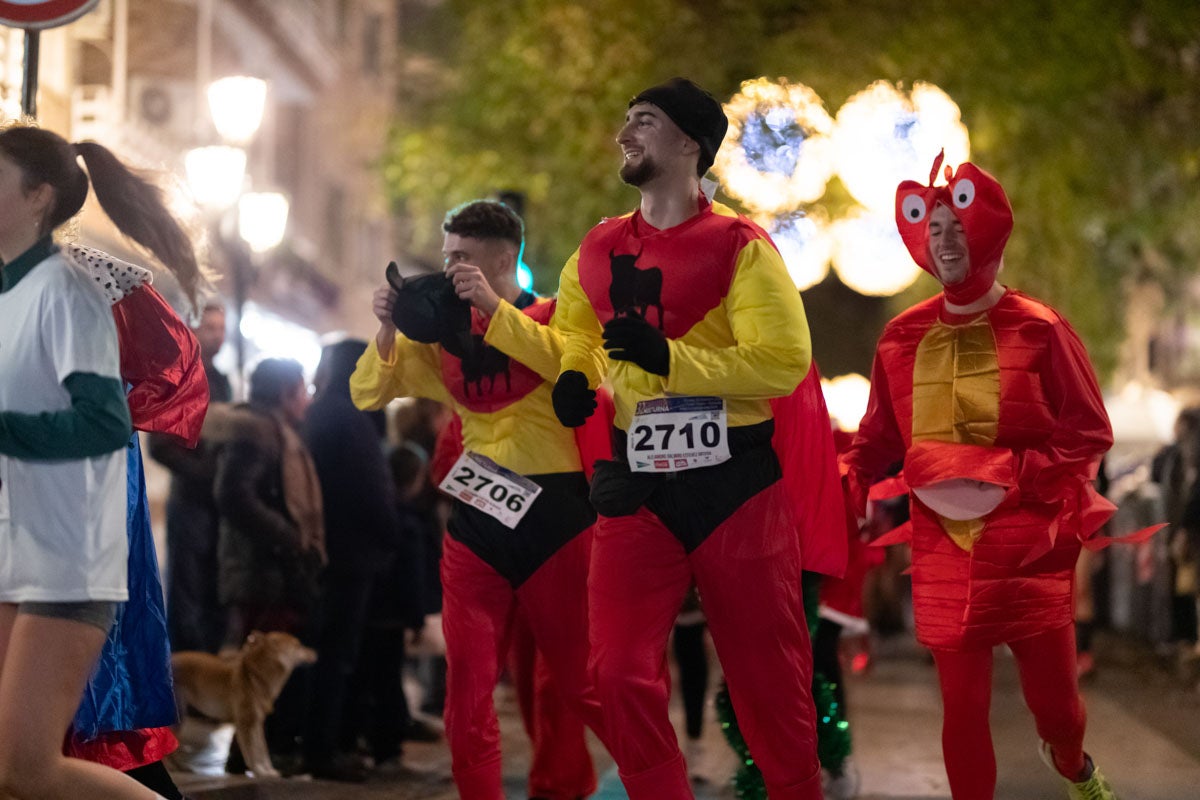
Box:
[1038,741,1119,800]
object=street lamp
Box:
[206,76,267,145]
[184,145,246,210]
[184,75,288,388]
[237,192,289,253]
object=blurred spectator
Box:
[410,404,457,717]
[1152,407,1200,652]
[210,357,323,641]
[193,302,232,403]
[207,358,323,768]
[300,340,407,781]
[344,441,436,770]
[149,301,231,654]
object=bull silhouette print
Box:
[609,247,664,330]
[444,332,512,397]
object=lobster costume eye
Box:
[901,194,927,223]
[951,178,976,209]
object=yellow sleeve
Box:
[664,237,811,399]
[483,299,563,383]
[551,251,607,388]
[349,334,452,411]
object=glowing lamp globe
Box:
[832,81,970,214]
[207,76,267,145]
[821,373,872,433]
[830,207,923,296]
[185,145,246,211]
[756,210,832,291]
[713,77,836,215]
[238,192,290,253]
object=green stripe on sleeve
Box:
[0,372,132,459]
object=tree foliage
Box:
[384,0,1200,378]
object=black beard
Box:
[620,157,659,186]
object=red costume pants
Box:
[440,530,602,800]
[588,481,823,800]
[932,623,1087,800]
[509,612,596,800]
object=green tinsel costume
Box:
[716,571,851,799]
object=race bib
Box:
[627,396,730,473]
[438,451,542,529]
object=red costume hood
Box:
[895,151,1013,305]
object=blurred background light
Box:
[832,80,970,214]
[207,76,267,146]
[517,259,534,292]
[226,301,324,379]
[237,191,290,253]
[714,77,836,214]
[831,207,924,296]
[1106,381,1181,445]
[184,145,246,210]
[755,209,832,290]
[822,372,872,432]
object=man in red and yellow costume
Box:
[843,153,1131,800]
[551,78,824,800]
[352,200,610,799]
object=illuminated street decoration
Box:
[831,207,924,296]
[713,77,836,214]
[821,373,871,432]
[832,80,970,215]
[712,77,968,296]
[755,209,832,290]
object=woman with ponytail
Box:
[0,126,201,800]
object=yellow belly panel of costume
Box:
[912,315,1001,550]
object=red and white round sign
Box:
[0,0,98,30]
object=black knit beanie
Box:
[631,77,729,176]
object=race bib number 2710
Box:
[437,452,542,528]
[627,396,730,473]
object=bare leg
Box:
[0,609,161,799]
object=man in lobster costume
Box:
[843,153,1146,800]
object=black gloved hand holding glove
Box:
[602,314,670,376]
[552,370,597,427]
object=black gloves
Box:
[603,315,669,376]
[552,370,597,427]
[589,459,661,517]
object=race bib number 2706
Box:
[627,396,730,473]
[438,451,542,528]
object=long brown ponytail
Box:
[0,127,203,306]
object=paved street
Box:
[176,632,1200,799]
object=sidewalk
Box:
[175,631,1200,799]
